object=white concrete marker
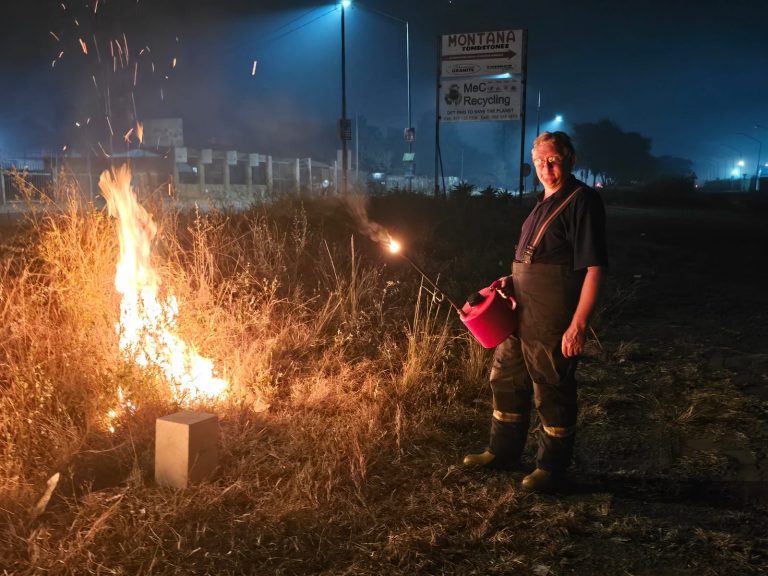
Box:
[155,411,218,488]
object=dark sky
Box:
[1,0,766,184]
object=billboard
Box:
[441,30,523,77]
[439,78,521,122]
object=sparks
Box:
[79,37,88,54]
[172,57,177,68]
[49,31,60,42]
[136,121,144,144]
[251,60,258,76]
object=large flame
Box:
[100,165,227,403]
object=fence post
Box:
[266,155,273,195]
[295,158,300,195]
[307,158,312,195]
[0,162,5,205]
[86,153,94,201]
[172,151,179,198]
[246,154,253,196]
[198,155,205,196]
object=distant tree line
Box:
[572,119,694,186]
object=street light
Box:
[339,0,352,195]
[737,131,762,192]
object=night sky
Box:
[0,0,766,184]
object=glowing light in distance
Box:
[341,0,351,7]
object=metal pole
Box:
[533,90,541,194]
[406,20,412,192]
[399,252,463,314]
[406,21,411,146]
[737,132,761,192]
[518,29,529,201]
[341,3,348,195]
[434,34,441,198]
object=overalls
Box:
[488,260,584,472]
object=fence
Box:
[1,149,340,211]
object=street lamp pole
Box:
[737,132,762,192]
[532,90,541,194]
[339,0,350,195]
[358,5,413,189]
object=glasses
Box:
[532,155,564,168]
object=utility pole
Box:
[339,1,351,195]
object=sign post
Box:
[435,28,527,198]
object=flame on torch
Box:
[99,165,227,404]
[379,231,462,314]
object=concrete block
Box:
[155,411,218,489]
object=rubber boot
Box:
[463,416,528,470]
[520,429,574,492]
[536,428,575,473]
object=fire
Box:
[388,238,401,254]
[99,165,227,404]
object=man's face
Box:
[532,141,573,193]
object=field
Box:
[1,181,766,575]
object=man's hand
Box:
[497,275,514,299]
[562,266,604,358]
[561,324,586,358]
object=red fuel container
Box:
[460,282,517,349]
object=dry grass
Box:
[0,177,766,575]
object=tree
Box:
[572,119,656,185]
[652,155,694,179]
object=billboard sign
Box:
[439,78,521,122]
[441,30,523,77]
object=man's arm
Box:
[562,265,605,358]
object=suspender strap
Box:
[520,186,583,263]
[530,186,583,249]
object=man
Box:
[463,131,608,493]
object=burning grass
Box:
[0,176,766,575]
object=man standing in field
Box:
[463,131,608,493]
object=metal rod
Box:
[398,252,463,314]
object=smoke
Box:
[341,194,392,247]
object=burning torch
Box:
[383,236,463,314]
[381,235,517,349]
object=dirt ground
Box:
[2,197,767,575]
[447,201,768,574]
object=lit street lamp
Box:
[737,131,762,192]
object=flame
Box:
[387,238,401,254]
[99,165,227,404]
[136,121,144,144]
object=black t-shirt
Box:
[514,176,608,270]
